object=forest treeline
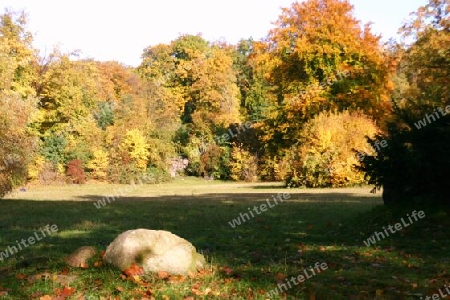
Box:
[0,0,448,204]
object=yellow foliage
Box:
[87,148,110,180]
[27,156,46,181]
[120,130,149,171]
[56,163,65,175]
[291,110,379,187]
[230,145,258,182]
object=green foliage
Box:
[361,0,450,205]
[40,133,67,166]
[360,109,450,205]
[94,101,115,130]
[146,166,171,184]
[107,162,145,184]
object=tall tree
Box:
[360,0,450,205]
[254,0,392,151]
[0,11,38,196]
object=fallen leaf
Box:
[168,275,185,283]
[157,271,169,279]
[187,270,196,279]
[39,296,52,300]
[276,272,288,281]
[15,273,26,280]
[123,263,143,277]
[222,266,233,275]
[31,291,42,298]
[94,261,102,267]
[116,286,124,292]
[60,286,75,297]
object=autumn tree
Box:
[360,0,450,205]
[139,35,242,178]
[0,11,38,196]
[248,0,393,182]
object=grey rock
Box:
[103,229,205,275]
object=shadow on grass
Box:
[0,191,448,299]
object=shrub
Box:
[0,94,37,197]
[286,110,379,188]
[87,148,110,180]
[119,129,149,171]
[230,144,258,182]
[359,108,450,205]
[40,133,67,166]
[66,159,87,184]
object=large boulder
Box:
[103,229,205,275]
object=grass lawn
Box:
[0,177,448,299]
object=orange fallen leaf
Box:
[191,287,203,296]
[61,267,69,275]
[157,271,169,279]
[222,266,233,275]
[15,273,26,280]
[123,263,143,277]
[61,286,75,297]
[39,296,52,300]
[276,272,288,281]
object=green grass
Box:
[0,177,448,299]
